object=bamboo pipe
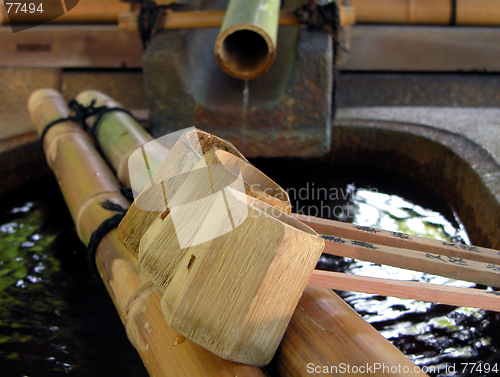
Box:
[352,0,500,25]
[0,0,131,24]
[27,88,267,377]
[84,91,428,376]
[74,90,167,188]
[213,0,281,80]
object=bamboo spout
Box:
[214,0,280,80]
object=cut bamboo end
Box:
[214,24,276,80]
[117,128,291,256]
[212,149,291,214]
[27,88,90,156]
[213,0,280,80]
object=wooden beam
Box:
[2,24,499,72]
[339,25,500,72]
[0,25,142,68]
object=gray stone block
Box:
[143,21,333,157]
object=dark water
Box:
[1,162,500,377]
[0,177,148,377]
[253,159,500,377]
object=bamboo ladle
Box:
[30,89,434,377]
[125,128,500,309]
[119,127,500,366]
[74,90,500,366]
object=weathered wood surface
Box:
[2,24,500,72]
[0,26,142,68]
[340,25,500,71]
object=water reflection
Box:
[334,189,498,376]
[0,179,149,377]
[251,158,500,377]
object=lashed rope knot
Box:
[39,100,138,279]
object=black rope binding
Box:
[86,200,128,277]
[121,0,184,49]
[295,0,340,120]
[39,99,137,154]
[39,100,140,277]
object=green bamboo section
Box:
[214,0,281,79]
[84,90,429,376]
[27,88,267,377]
[75,90,168,188]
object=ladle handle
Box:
[309,270,500,312]
[294,213,500,266]
[321,235,500,289]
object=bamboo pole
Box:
[271,287,428,376]
[351,0,500,25]
[75,90,164,188]
[213,0,281,80]
[118,8,357,31]
[82,90,429,376]
[456,0,500,25]
[0,0,131,24]
[27,88,267,377]
[352,0,452,24]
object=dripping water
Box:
[241,80,250,150]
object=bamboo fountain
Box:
[21,0,500,374]
[28,87,433,376]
